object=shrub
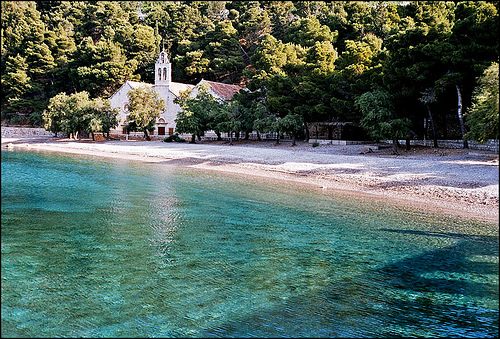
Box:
[10,114,27,125]
[163,134,186,142]
[29,112,42,126]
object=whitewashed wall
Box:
[109,83,132,132]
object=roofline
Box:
[194,79,242,101]
[168,83,195,97]
[108,81,133,100]
[110,80,199,99]
[198,79,242,88]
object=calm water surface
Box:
[1,150,498,337]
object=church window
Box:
[163,67,167,81]
[161,53,164,63]
[158,68,161,81]
[124,103,129,111]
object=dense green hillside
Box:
[1,1,498,142]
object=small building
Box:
[308,121,369,141]
[109,49,242,136]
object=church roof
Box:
[127,80,153,89]
[200,80,243,101]
[116,80,241,101]
[124,80,193,97]
[168,82,195,97]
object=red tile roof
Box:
[203,80,243,101]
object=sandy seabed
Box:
[2,136,499,224]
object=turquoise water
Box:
[1,150,498,338]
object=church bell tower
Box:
[155,48,171,87]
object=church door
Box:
[158,127,166,135]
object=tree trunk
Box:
[455,85,468,149]
[244,131,250,140]
[216,131,222,141]
[426,104,438,148]
[235,131,240,141]
[144,129,150,141]
[405,137,410,151]
[256,130,261,141]
[91,132,95,141]
[276,131,280,144]
[197,134,201,141]
[392,138,399,155]
[229,131,233,145]
[190,134,196,143]
[304,122,310,141]
[291,133,296,146]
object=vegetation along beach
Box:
[1,1,499,338]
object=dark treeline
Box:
[1,1,498,145]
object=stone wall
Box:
[383,139,499,152]
[1,126,55,138]
[307,139,372,145]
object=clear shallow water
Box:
[1,150,498,338]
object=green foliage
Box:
[1,55,32,113]
[175,85,224,140]
[215,101,242,135]
[234,1,271,52]
[356,89,410,141]
[86,98,119,137]
[126,24,158,82]
[42,91,118,138]
[72,37,138,97]
[337,34,382,76]
[285,16,337,47]
[127,87,165,139]
[465,62,499,143]
[232,90,268,137]
[42,91,92,137]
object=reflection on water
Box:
[1,150,498,337]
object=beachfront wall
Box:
[1,127,56,138]
[383,139,499,152]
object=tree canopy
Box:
[126,87,165,140]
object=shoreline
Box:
[2,138,499,224]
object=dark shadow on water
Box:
[199,229,499,338]
[376,230,498,298]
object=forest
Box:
[1,1,498,144]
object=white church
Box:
[109,49,242,136]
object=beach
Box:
[2,135,498,223]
